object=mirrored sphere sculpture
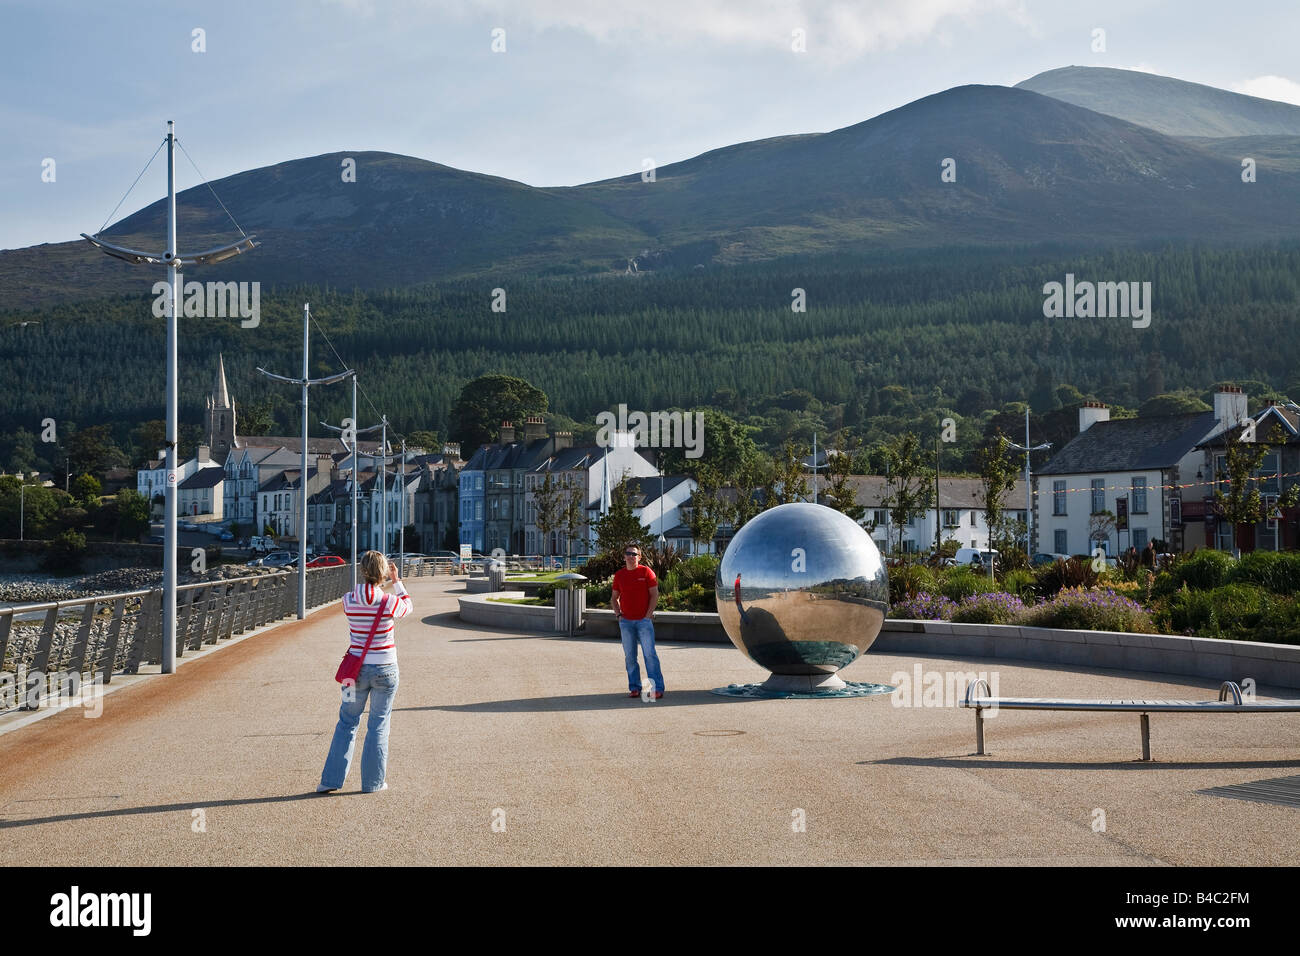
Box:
[715,502,889,694]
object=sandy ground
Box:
[2,576,1298,866]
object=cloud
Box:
[1230,75,1300,106]
[330,0,1027,59]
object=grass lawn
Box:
[487,596,549,605]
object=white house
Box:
[1034,388,1249,556]
[844,476,1028,556]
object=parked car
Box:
[1031,552,1071,566]
[219,530,234,541]
[260,551,296,568]
[307,554,345,568]
[950,547,1000,570]
[248,535,277,554]
[181,521,199,532]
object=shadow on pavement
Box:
[866,755,1300,771]
[0,791,371,831]
[401,688,749,713]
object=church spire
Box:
[214,353,231,409]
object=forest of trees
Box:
[2,241,1298,483]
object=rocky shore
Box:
[0,564,286,606]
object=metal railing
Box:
[1,565,350,708]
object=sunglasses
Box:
[624,551,639,556]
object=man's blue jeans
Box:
[320,662,399,792]
[619,617,664,694]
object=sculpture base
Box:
[711,676,896,699]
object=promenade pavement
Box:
[2,576,1298,865]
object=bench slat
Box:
[963,696,1300,713]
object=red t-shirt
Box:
[612,564,658,620]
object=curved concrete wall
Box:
[456,595,1300,689]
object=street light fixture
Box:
[81,121,256,674]
[1002,407,1052,561]
[321,374,382,590]
[257,303,351,619]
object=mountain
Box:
[569,84,1300,257]
[6,81,1300,307]
[0,152,651,305]
[1016,66,1300,138]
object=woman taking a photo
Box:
[318,551,412,794]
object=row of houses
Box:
[136,361,1296,559]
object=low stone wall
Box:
[456,593,1300,689]
[457,591,556,633]
[874,620,1300,690]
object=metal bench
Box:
[960,679,1300,761]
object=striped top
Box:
[342,581,412,666]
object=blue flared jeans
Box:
[619,617,664,694]
[320,662,399,792]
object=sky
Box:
[2,0,1299,251]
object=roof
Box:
[830,476,1028,509]
[1038,412,1219,475]
[236,434,381,456]
[625,474,693,507]
[259,467,318,493]
[179,468,225,490]
[1196,405,1300,448]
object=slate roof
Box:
[625,475,693,507]
[179,467,225,490]
[838,476,1028,508]
[1037,412,1219,475]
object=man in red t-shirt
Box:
[611,542,664,698]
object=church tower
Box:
[206,354,237,464]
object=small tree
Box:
[533,470,563,556]
[592,478,652,556]
[688,464,726,555]
[1088,510,1116,554]
[730,457,769,531]
[1213,421,1300,552]
[769,440,811,505]
[71,473,101,507]
[973,430,1020,571]
[558,483,587,568]
[822,437,866,522]
[880,432,933,557]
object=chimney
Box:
[442,442,461,459]
[197,444,210,463]
[1214,385,1248,427]
[523,415,547,442]
[498,421,516,444]
[554,431,573,451]
[1078,402,1110,434]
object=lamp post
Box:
[257,304,351,619]
[1003,407,1052,560]
[81,121,256,673]
[321,375,380,590]
[18,476,26,541]
[355,419,389,553]
[398,437,407,569]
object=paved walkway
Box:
[2,577,1298,865]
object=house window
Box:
[942,509,959,527]
[1169,497,1181,527]
[1132,528,1147,550]
[872,510,887,527]
[1054,529,1068,554]
[1091,479,1105,514]
[1259,452,1280,494]
[1131,477,1147,514]
[1053,481,1067,515]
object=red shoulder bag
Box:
[335,594,389,683]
